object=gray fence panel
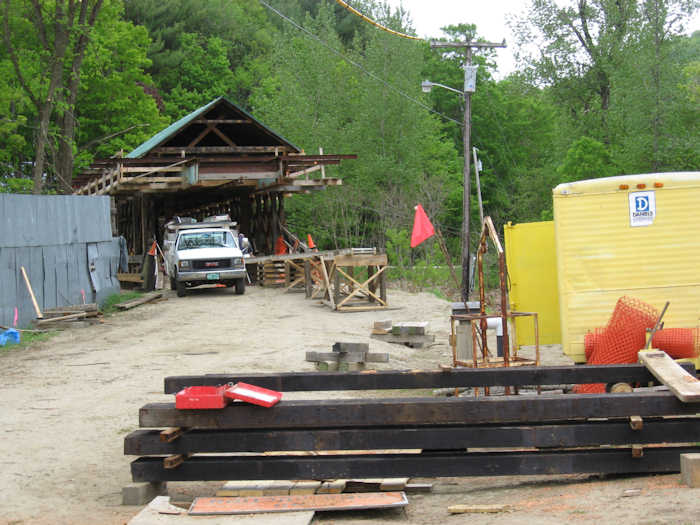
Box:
[13,247,42,328]
[0,195,118,328]
[71,243,94,305]
[0,194,112,248]
[0,247,17,328]
[42,246,57,311]
[90,241,120,304]
[73,195,111,244]
[55,244,70,307]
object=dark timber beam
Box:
[154,146,296,154]
[162,364,694,394]
[124,418,700,455]
[193,119,251,124]
[139,392,699,429]
[130,446,700,482]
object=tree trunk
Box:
[31,102,53,194]
[56,0,104,189]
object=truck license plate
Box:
[206,273,220,280]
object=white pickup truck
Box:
[163,216,248,297]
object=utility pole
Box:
[430,40,506,302]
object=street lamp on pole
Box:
[425,39,506,302]
[421,72,474,302]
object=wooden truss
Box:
[317,253,388,312]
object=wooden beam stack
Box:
[124,364,700,484]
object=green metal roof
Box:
[126,96,301,158]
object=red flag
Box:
[410,204,435,248]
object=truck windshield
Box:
[177,231,237,250]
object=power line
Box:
[334,0,422,41]
[258,0,462,126]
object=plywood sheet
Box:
[189,492,407,515]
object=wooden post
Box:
[333,262,341,307]
[304,260,312,298]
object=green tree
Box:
[557,136,617,182]
[124,0,275,108]
[251,1,460,249]
[513,0,640,142]
[1,0,105,192]
[163,34,236,119]
[75,2,167,163]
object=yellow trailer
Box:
[553,172,700,362]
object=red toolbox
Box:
[224,382,282,408]
[175,385,230,409]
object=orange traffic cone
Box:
[147,241,157,256]
[307,234,316,250]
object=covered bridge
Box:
[73,97,355,259]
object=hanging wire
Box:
[258,0,463,126]
[334,0,423,41]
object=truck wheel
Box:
[176,279,186,297]
[234,278,246,295]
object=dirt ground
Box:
[1,285,698,525]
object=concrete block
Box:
[122,482,167,505]
[338,362,365,372]
[315,361,339,371]
[681,453,700,487]
[333,342,369,353]
[392,322,429,336]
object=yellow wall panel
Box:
[504,221,561,346]
[553,172,700,362]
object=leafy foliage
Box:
[0,0,697,296]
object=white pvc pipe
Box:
[486,317,503,336]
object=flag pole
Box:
[434,228,461,291]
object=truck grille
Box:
[192,258,232,270]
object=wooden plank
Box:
[117,272,143,283]
[160,427,184,443]
[131,446,700,482]
[163,363,696,394]
[124,419,700,455]
[188,492,407,515]
[371,333,435,345]
[247,249,352,265]
[391,322,429,336]
[44,303,98,313]
[36,312,86,324]
[138,392,699,430]
[164,454,186,469]
[336,305,388,312]
[333,342,370,353]
[639,350,700,402]
[448,504,511,514]
[116,292,163,310]
[317,480,346,494]
[334,254,388,267]
[20,266,43,319]
[305,351,389,363]
[290,480,321,495]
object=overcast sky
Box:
[383,0,700,78]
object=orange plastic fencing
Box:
[651,328,700,359]
[575,297,699,394]
[575,297,658,394]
